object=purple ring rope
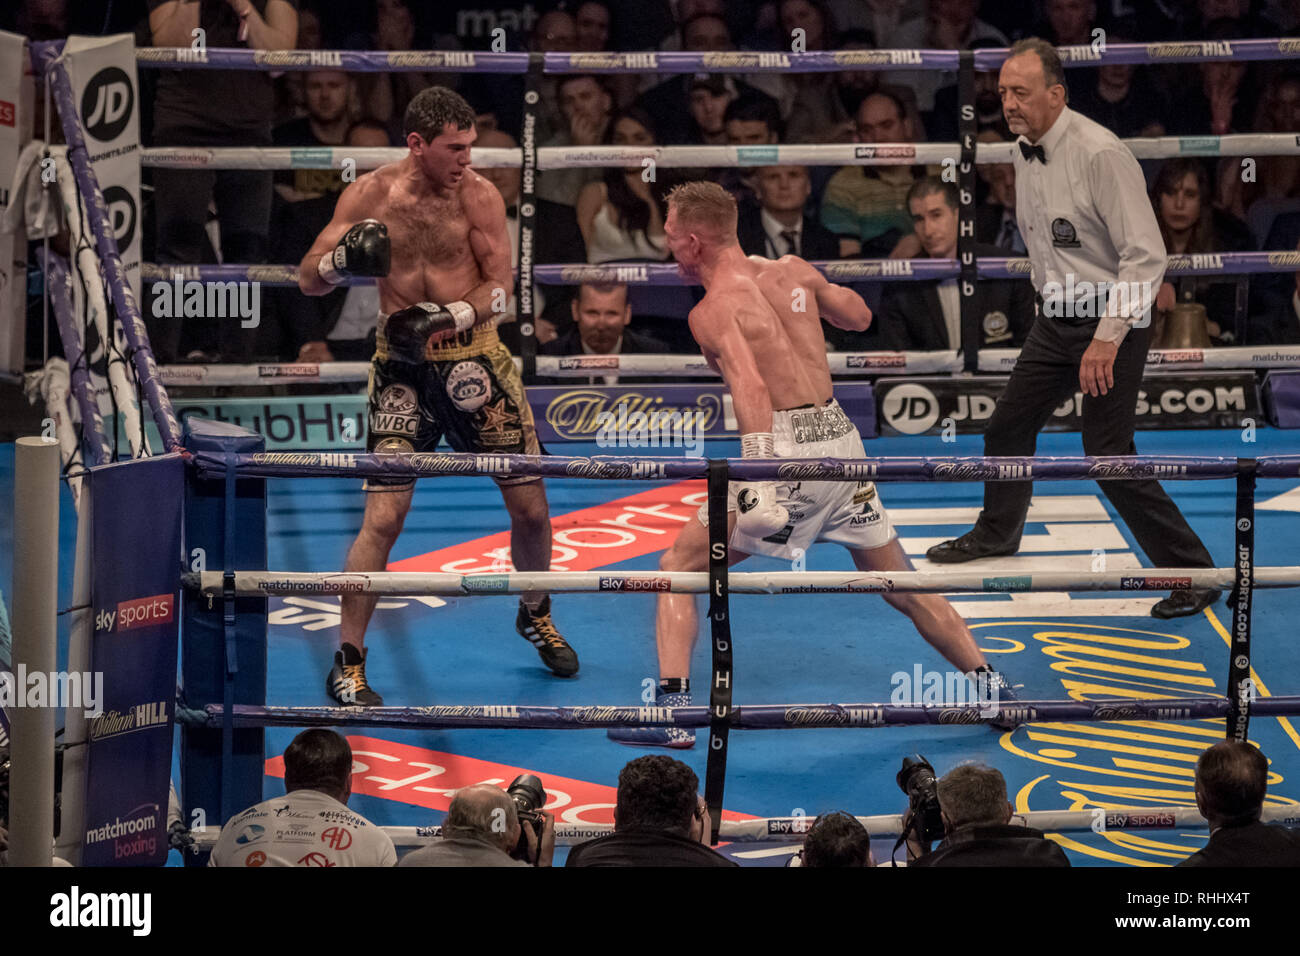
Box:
[32,41,183,452]
[36,249,112,467]
[191,450,1300,483]
[189,696,1300,731]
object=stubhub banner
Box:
[126,386,880,452]
[84,453,182,866]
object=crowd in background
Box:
[8,0,1300,365]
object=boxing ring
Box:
[13,34,1300,868]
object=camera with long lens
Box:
[896,754,945,853]
[506,773,547,862]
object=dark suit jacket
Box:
[977,202,1019,249]
[539,327,672,384]
[873,242,1034,351]
[1247,291,1300,345]
[1177,821,1300,867]
[911,825,1071,867]
[566,829,737,867]
[1252,211,1300,319]
[736,204,840,261]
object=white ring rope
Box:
[154,343,1300,387]
[188,567,1300,597]
[185,802,1300,849]
[139,134,1300,171]
[50,147,149,458]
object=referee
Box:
[926,38,1219,619]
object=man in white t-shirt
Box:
[209,729,396,867]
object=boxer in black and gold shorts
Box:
[366,321,542,489]
[298,87,577,706]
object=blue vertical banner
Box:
[83,453,182,866]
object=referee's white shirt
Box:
[1013,106,1166,345]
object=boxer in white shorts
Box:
[609,182,1020,748]
[720,398,894,559]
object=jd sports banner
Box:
[63,34,141,304]
[878,372,1261,436]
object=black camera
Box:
[506,773,547,862]
[896,754,945,852]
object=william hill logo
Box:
[546,390,722,440]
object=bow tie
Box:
[1019,140,1046,164]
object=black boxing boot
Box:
[317,219,390,285]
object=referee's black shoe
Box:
[1151,588,1221,619]
[926,530,1017,563]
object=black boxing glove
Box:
[384,301,478,362]
[318,219,390,285]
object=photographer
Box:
[400,783,556,867]
[566,756,736,867]
[902,761,1069,867]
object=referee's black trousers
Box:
[972,316,1214,569]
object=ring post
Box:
[181,419,267,862]
[517,51,543,382]
[9,437,60,866]
[704,458,733,844]
[1227,458,1258,741]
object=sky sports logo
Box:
[1120,576,1193,590]
[94,594,174,633]
[599,576,671,592]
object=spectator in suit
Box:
[1248,238,1300,344]
[1251,211,1300,330]
[720,93,784,208]
[1179,741,1300,867]
[399,784,555,867]
[910,763,1070,867]
[1150,158,1255,344]
[875,177,1033,351]
[566,757,736,866]
[820,89,934,258]
[974,128,1025,253]
[738,165,840,261]
[541,282,671,384]
[797,811,875,867]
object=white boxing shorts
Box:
[697,398,896,559]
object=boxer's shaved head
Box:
[666,181,738,239]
